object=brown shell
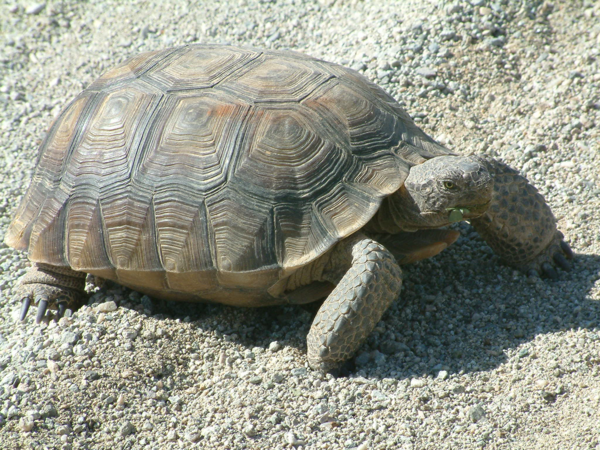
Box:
[5,44,450,304]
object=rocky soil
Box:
[0,0,599,449]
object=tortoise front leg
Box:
[469,157,573,278]
[17,263,87,323]
[307,234,402,373]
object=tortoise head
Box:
[395,155,493,230]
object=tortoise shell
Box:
[6,44,449,305]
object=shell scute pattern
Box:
[7,44,431,299]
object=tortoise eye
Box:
[443,181,457,190]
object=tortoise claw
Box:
[19,297,32,321]
[541,262,558,280]
[553,253,571,272]
[57,302,68,320]
[560,240,574,259]
[35,299,49,324]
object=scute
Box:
[145,45,261,90]
[229,56,332,102]
[136,90,251,194]
[6,44,451,301]
[233,104,347,196]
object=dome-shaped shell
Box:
[6,45,450,302]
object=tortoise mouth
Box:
[420,201,491,225]
[461,201,491,217]
[444,201,491,222]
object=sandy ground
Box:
[0,1,599,449]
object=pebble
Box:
[94,301,118,313]
[19,416,34,432]
[285,431,304,445]
[60,331,80,345]
[269,341,281,352]
[243,423,257,437]
[25,3,46,15]
[47,360,59,373]
[56,425,71,435]
[185,430,201,442]
[485,36,506,48]
[119,421,136,437]
[411,378,426,388]
[166,429,178,441]
[416,67,437,78]
[468,405,486,423]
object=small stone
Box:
[437,370,449,380]
[26,410,41,420]
[411,378,426,388]
[446,3,462,14]
[243,423,257,437]
[185,430,201,442]
[452,384,466,394]
[485,36,506,48]
[123,329,138,340]
[285,431,305,445]
[26,3,46,15]
[355,351,371,366]
[371,390,387,401]
[167,429,178,441]
[94,301,118,313]
[1,372,17,386]
[269,341,281,352]
[379,340,403,355]
[416,67,437,78]
[479,6,492,15]
[84,371,100,381]
[19,416,34,432]
[116,394,125,408]
[58,317,72,327]
[6,405,19,419]
[60,331,80,345]
[249,376,262,385]
[272,373,285,383]
[56,425,71,435]
[291,368,307,377]
[428,42,440,53]
[541,391,557,402]
[41,403,58,419]
[47,360,59,373]
[468,404,486,422]
[119,421,136,437]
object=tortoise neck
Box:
[364,187,425,234]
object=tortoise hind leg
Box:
[17,263,86,323]
[306,234,402,373]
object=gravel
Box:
[1,0,599,449]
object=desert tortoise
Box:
[5,44,572,372]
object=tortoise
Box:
[5,44,573,372]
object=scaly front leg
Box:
[469,157,573,278]
[307,234,402,373]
